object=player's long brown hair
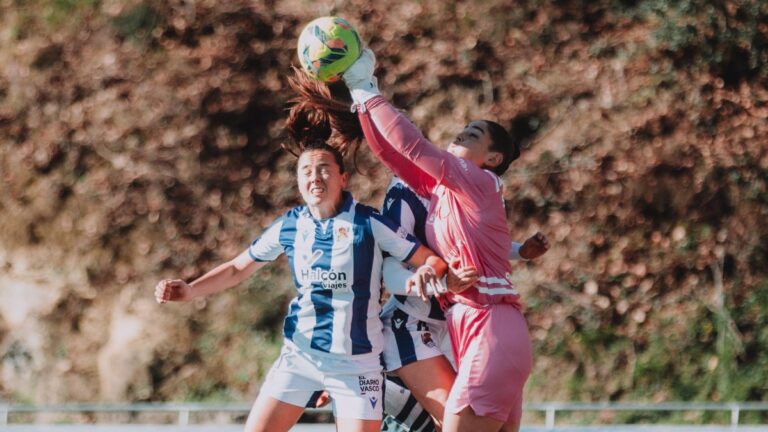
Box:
[283,67,521,177]
[283,67,364,168]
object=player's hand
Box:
[342,48,376,86]
[519,232,550,260]
[154,279,192,304]
[314,391,332,408]
[406,264,442,302]
[446,256,477,293]
[342,48,381,107]
[434,291,452,312]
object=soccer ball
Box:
[297,16,361,83]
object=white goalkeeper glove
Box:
[342,48,381,110]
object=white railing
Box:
[0,402,328,426]
[1,401,767,428]
[524,402,768,429]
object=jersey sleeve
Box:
[370,212,421,263]
[248,217,285,262]
[362,96,499,209]
[382,256,413,296]
[509,242,525,260]
[382,256,439,297]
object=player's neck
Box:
[307,198,342,220]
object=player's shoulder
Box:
[351,201,380,219]
[385,176,415,195]
[283,205,308,220]
[386,176,407,190]
[480,169,504,192]
[385,177,428,205]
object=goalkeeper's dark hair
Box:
[484,120,521,176]
[283,67,364,169]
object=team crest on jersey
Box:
[421,332,436,348]
[336,226,349,240]
[333,221,353,246]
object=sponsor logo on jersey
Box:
[358,376,381,394]
[369,396,378,408]
[396,226,409,239]
[386,197,395,210]
[299,267,349,290]
[298,250,349,290]
[302,249,324,267]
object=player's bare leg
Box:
[443,405,504,432]
[335,417,383,432]
[501,419,521,432]
[395,355,455,430]
[244,394,303,432]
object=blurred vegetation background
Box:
[0,0,766,424]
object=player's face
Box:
[447,121,496,166]
[297,150,349,214]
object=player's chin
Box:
[302,193,325,206]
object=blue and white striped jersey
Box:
[248,191,420,359]
[381,177,446,323]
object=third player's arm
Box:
[186,250,267,299]
[155,250,268,303]
[406,245,447,279]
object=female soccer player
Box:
[341,49,538,432]
[380,177,549,431]
[154,123,450,431]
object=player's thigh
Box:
[500,419,521,432]
[244,393,304,432]
[335,417,383,432]
[443,405,504,432]
[396,355,455,415]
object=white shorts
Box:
[261,340,384,420]
[381,303,454,372]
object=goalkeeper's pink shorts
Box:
[445,302,533,424]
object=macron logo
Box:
[386,197,395,210]
[369,396,378,408]
[393,318,405,329]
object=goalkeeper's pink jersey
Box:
[359,96,521,308]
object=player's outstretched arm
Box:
[154,249,267,304]
[343,49,437,197]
